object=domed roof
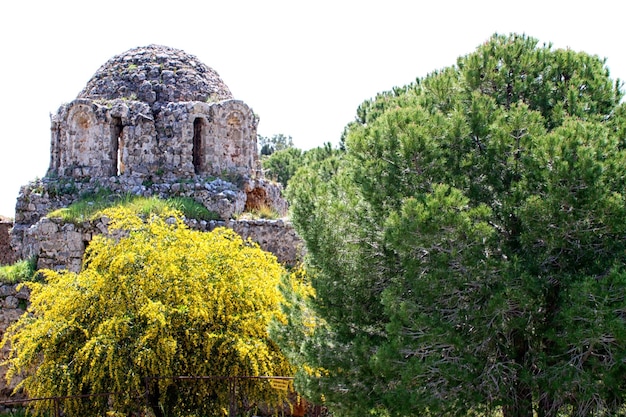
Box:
[78,45,233,109]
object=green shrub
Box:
[0,407,29,417]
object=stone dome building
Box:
[11,45,293,269]
[49,45,260,181]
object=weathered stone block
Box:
[3,296,18,309]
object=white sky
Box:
[1,0,625,217]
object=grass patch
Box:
[123,195,175,218]
[167,197,221,221]
[48,188,115,223]
[48,192,220,224]
[238,204,283,220]
[0,258,38,284]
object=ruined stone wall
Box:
[10,178,244,260]
[231,219,303,266]
[11,176,287,262]
[197,218,303,266]
[50,99,157,179]
[157,100,260,179]
[0,221,17,265]
[22,218,94,272]
[26,215,302,273]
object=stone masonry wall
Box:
[10,176,298,283]
[11,176,287,261]
[0,222,16,265]
[209,218,303,266]
[50,99,157,179]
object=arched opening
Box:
[68,108,95,175]
[193,118,205,175]
[111,117,124,176]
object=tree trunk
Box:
[145,379,165,417]
[502,379,533,417]
[502,330,533,417]
[537,280,561,417]
[537,394,559,417]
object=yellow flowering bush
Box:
[2,207,293,416]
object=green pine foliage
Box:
[284,33,626,417]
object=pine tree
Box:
[285,33,626,417]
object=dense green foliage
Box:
[285,34,626,417]
[2,207,293,417]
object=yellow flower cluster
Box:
[2,207,294,416]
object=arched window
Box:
[193,118,205,175]
[111,117,124,176]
